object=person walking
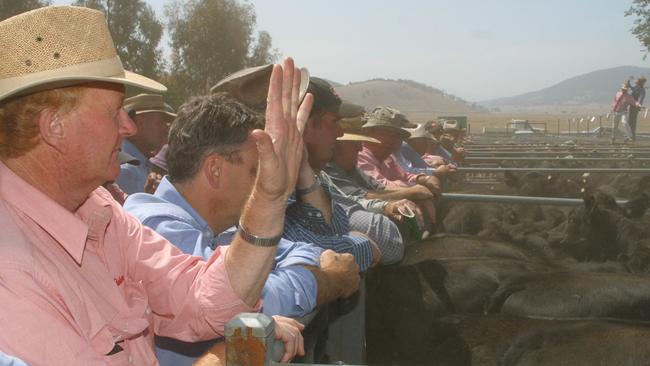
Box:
[611,83,641,143]
[629,76,647,141]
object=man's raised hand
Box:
[251,57,313,202]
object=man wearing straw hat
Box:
[629,76,647,142]
[117,93,176,194]
[325,115,427,237]
[0,6,307,365]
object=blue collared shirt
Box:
[0,353,27,366]
[124,177,321,366]
[394,141,436,176]
[116,140,150,194]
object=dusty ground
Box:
[408,112,650,135]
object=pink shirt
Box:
[357,146,421,189]
[612,90,641,113]
[0,162,258,365]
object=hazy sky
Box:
[53,0,649,101]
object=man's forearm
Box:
[304,265,343,305]
[296,174,333,225]
[226,190,287,306]
[366,189,412,201]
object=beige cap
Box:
[0,6,166,102]
[210,64,309,111]
[123,94,176,117]
[338,133,380,143]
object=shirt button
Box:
[145,307,151,315]
[316,212,322,218]
[123,321,129,332]
[128,355,133,363]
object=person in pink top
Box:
[357,106,442,230]
[611,82,642,143]
[0,6,310,366]
[357,107,442,193]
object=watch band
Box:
[296,175,321,196]
[237,220,282,247]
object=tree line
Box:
[0,0,279,107]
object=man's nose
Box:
[120,109,138,137]
[334,120,344,138]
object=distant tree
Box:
[73,0,164,79]
[247,30,279,67]
[626,0,650,58]
[0,0,51,20]
[165,0,278,105]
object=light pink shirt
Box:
[357,146,421,189]
[0,162,258,365]
[612,90,641,113]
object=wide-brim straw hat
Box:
[210,64,310,111]
[0,6,166,103]
[405,123,438,142]
[361,106,415,139]
[338,133,380,144]
[123,94,176,118]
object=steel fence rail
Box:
[457,167,650,173]
[465,157,650,162]
[466,151,650,157]
[442,193,628,206]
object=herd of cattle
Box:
[366,138,650,365]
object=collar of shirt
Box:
[122,140,148,166]
[154,176,213,236]
[0,161,93,264]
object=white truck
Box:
[483,119,546,136]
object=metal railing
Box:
[457,167,650,173]
[441,193,628,206]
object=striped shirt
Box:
[284,173,374,271]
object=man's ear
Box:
[38,109,66,151]
[203,154,224,189]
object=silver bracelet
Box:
[237,220,282,247]
[296,175,321,196]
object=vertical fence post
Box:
[226,313,283,366]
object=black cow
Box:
[486,271,650,320]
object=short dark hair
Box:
[167,92,263,183]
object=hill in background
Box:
[481,65,650,113]
[334,78,488,122]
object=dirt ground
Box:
[409,112,650,135]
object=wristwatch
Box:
[237,220,282,247]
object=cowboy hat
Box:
[337,133,380,143]
[210,64,309,111]
[405,123,438,142]
[0,6,166,102]
[123,94,176,118]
